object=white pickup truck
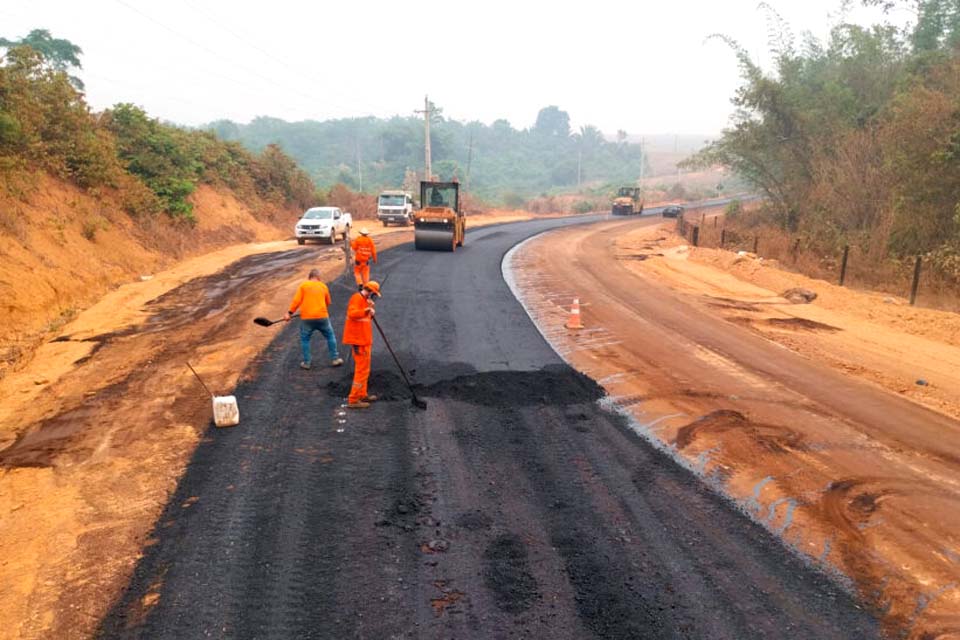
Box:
[295,206,352,245]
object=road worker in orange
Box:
[284,268,343,370]
[350,228,377,291]
[342,280,381,409]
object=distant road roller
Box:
[414,180,465,251]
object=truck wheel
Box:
[382,221,388,227]
[328,234,336,245]
[297,238,305,245]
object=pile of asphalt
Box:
[325,364,604,408]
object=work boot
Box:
[300,361,311,370]
[346,400,370,409]
[363,394,378,402]
[331,358,344,367]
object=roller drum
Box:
[414,227,456,251]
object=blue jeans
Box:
[300,318,339,364]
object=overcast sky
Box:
[1,0,903,136]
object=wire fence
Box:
[675,209,960,311]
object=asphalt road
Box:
[99,215,880,639]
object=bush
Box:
[502,192,526,209]
[573,200,594,214]
[725,199,742,219]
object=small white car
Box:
[295,207,352,245]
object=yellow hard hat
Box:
[364,281,381,296]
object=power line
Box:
[175,0,386,119]
[111,0,339,120]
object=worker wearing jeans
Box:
[285,268,343,370]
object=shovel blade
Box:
[253,317,274,327]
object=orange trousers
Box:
[348,345,371,403]
[353,262,370,286]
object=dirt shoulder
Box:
[509,217,960,639]
[619,222,960,419]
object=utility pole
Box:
[465,130,474,194]
[675,134,681,185]
[415,95,435,180]
[577,148,582,189]
[639,136,645,187]
[356,138,362,192]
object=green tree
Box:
[0,29,84,89]
[533,106,571,137]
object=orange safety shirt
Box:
[351,236,377,264]
[342,292,373,345]
[288,280,332,320]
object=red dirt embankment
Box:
[0,175,301,380]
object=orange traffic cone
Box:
[565,298,584,330]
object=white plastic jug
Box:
[212,395,239,427]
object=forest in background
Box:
[689,0,960,282]
[205,106,653,203]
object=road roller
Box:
[414,180,465,251]
[611,186,644,216]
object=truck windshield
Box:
[379,195,405,207]
[302,210,333,220]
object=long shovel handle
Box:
[186,362,214,398]
[371,316,420,400]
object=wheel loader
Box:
[611,186,644,216]
[414,180,465,251]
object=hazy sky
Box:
[1,0,902,135]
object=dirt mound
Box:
[764,317,841,332]
[782,287,818,304]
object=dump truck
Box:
[377,190,415,226]
[414,180,465,251]
[611,186,644,216]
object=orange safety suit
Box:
[350,235,377,286]
[343,292,374,403]
[288,280,332,319]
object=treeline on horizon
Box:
[205,105,650,203]
[689,0,960,278]
[0,30,316,227]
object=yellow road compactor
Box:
[414,180,466,251]
[611,186,645,216]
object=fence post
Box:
[839,245,849,286]
[909,255,922,305]
[714,216,718,228]
[692,226,700,247]
[792,238,800,260]
[752,236,759,254]
[720,229,726,247]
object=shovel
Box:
[372,316,427,410]
[253,313,297,327]
[186,362,240,427]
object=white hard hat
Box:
[359,227,370,235]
